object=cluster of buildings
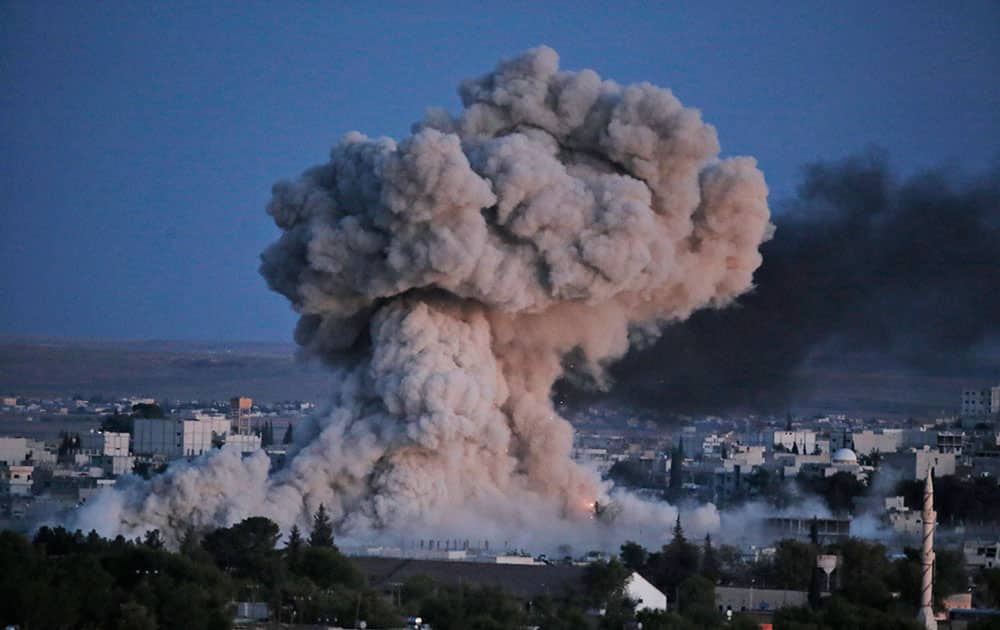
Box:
[569,384,1000,554]
[0,396,307,529]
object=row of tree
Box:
[3,509,999,629]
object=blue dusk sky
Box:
[1,1,997,342]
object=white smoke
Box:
[71,46,771,551]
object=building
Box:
[80,431,130,457]
[715,586,807,613]
[2,465,34,496]
[962,387,997,417]
[224,433,263,453]
[882,448,956,481]
[764,517,851,544]
[355,556,586,601]
[852,430,904,456]
[772,430,818,455]
[229,396,253,436]
[963,540,999,570]
[885,496,923,536]
[0,437,29,466]
[133,417,230,458]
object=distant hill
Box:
[0,336,993,417]
[0,337,332,402]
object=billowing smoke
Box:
[71,46,771,548]
[594,151,1000,413]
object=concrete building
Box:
[885,496,923,536]
[772,430,818,455]
[962,387,995,417]
[80,431,130,457]
[963,540,999,570]
[722,445,765,472]
[0,437,29,466]
[765,517,851,544]
[852,429,904,456]
[224,432,262,453]
[134,417,230,458]
[882,448,956,481]
[3,465,34,496]
[715,586,807,612]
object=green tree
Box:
[309,504,335,547]
[286,524,303,560]
[294,546,364,589]
[283,423,294,444]
[676,574,719,627]
[978,567,1000,608]
[652,516,700,602]
[833,538,893,608]
[669,439,685,495]
[620,540,648,572]
[202,516,281,583]
[700,534,720,582]
[582,558,630,606]
[773,539,816,590]
[132,403,165,418]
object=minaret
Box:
[917,469,937,630]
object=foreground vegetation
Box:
[2,510,999,629]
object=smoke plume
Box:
[72,46,771,548]
[596,151,1000,413]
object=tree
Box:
[283,423,294,445]
[978,567,1000,608]
[620,541,648,572]
[132,403,164,419]
[202,516,281,582]
[700,534,720,582]
[261,421,274,447]
[582,558,630,605]
[677,574,719,626]
[669,439,684,494]
[773,539,816,590]
[652,516,700,600]
[608,459,649,488]
[101,411,134,434]
[286,525,303,558]
[309,504,335,548]
[142,529,164,550]
[294,546,364,589]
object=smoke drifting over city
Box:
[72,46,772,546]
[597,152,1000,413]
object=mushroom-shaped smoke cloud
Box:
[74,47,771,549]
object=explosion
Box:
[73,46,771,549]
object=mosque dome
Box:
[832,448,858,464]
